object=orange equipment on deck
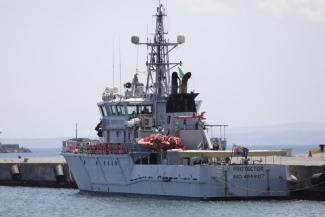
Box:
[137,133,185,152]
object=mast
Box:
[154,4,166,97]
[131,3,185,98]
[75,123,78,139]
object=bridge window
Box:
[127,105,137,115]
[127,105,152,115]
[107,105,113,116]
[100,106,107,117]
[111,105,117,115]
[139,105,152,114]
[116,106,122,115]
[120,106,127,115]
[103,105,111,116]
[102,104,128,116]
[116,105,127,115]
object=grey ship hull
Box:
[63,153,289,199]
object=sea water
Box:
[0,186,324,217]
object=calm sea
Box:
[0,186,324,217]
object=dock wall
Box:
[289,165,325,200]
[0,162,76,188]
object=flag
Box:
[233,144,249,158]
[178,67,184,79]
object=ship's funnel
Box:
[181,72,191,94]
[171,72,179,94]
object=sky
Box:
[0,0,325,138]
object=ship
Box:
[62,3,291,200]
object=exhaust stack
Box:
[171,72,179,94]
[181,72,191,94]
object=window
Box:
[120,106,127,115]
[101,106,108,116]
[116,106,122,115]
[104,105,112,116]
[111,106,117,115]
[99,106,107,117]
[139,105,152,114]
[127,105,153,115]
[127,105,137,115]
[146,105,152,114]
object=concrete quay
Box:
[285,153,325,200]
[0,156,76,188]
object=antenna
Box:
[135,44,139,73]
[112,36,115,87]
[118,35,122,95]
[75,123,78,139]
[165,0,168,31]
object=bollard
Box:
[311,173,325,186]
[54,164,65,182]
[10,164,22,181]
[287,174,298,185]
